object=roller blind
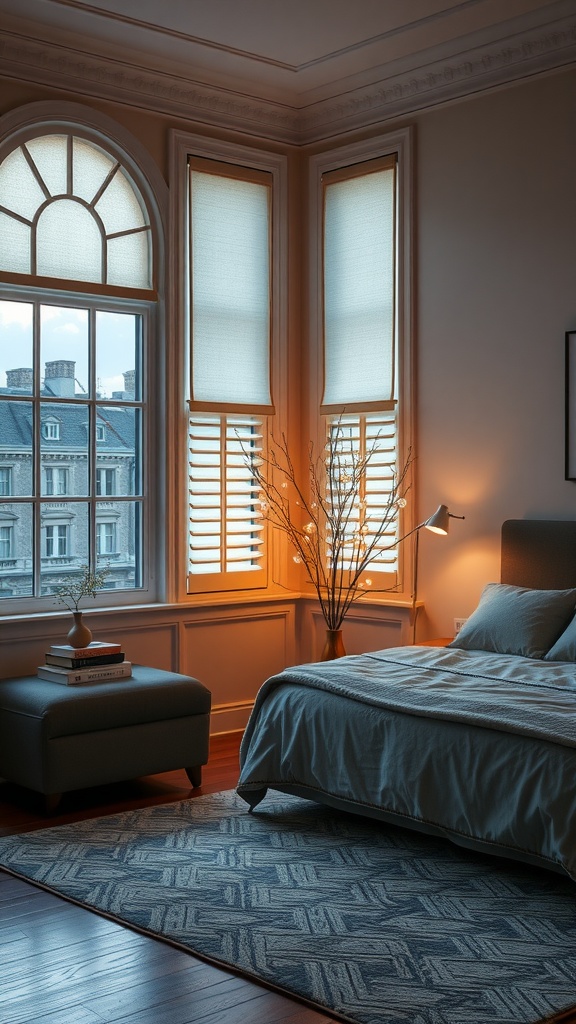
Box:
[322,159,396,413]
[189,166,272,410]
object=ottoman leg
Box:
[185,766,202,788]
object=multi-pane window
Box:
[0,298,146,599]
[44,467,68,496]
[97,520,117,556]
[0,124,156,608]
[42,420,60,441]
[96,468,116,496]
[186,155,276,593]
[44,523,68,558]
[0,524,12,559]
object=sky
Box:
[0,299,139,398]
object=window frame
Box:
[0,102,169,614]
[308,128,414,601]
[170,131,288,600]
[0,466,12,496]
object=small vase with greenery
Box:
[55,565,110,648]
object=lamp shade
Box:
[425,504,451,534]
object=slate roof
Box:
[0,396,136,456]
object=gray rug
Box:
[0,790,575,1024]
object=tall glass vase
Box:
[67,611,93,649]
[320,628,346,661]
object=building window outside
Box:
[44,523,68,558]
[96,467,116,496]
[0,524,12,559]
[0,118,160,609]
[44,466,68,496]
[42,420,60,441]
[97,520,117,556]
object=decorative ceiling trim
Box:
[0,15,575,147]
[300,15,576,142]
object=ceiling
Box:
[1,0,575,142]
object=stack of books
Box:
[37,641,132,685]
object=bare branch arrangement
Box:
[244,424,413,631]
[55,564,110,613]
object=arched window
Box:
[0,107,165,610]
[0,133,152,288]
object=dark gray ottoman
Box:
[0,665,211,811]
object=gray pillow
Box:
[448,582,576,659]
[544,614,576,661]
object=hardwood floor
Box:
[1,734,575,1024]
[0,732,336,1024]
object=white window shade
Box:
[323,165,396,410]
[189,169,272,409]
[26,136,68,197]
[37,199,102,282]
[0,133,153,291]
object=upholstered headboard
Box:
[501,519,576,590]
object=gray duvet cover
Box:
[237,646,576,880]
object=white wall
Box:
[414,68,576,639]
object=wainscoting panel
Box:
[181,605,296,734]
[300,601,413,664]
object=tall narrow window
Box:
[0,117,161,610]
[0,524,12,560]
[313,132,413,589]
[187,156,275,593]
[0,468,11,496]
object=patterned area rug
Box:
[0,790,575,1024]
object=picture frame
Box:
[565,331,576,480]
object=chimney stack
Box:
[44,360,75,398]
[6,367,33,390]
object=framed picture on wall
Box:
[566,331,576,480]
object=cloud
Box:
[0,299,32,329]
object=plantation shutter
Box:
[330,409,400,571]
[188,414,265,584]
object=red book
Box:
[48,641,122,659]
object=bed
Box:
[237,519,576,881]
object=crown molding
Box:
[1,14,575,147]
[300,14,576,142]
[0,31,302,144]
